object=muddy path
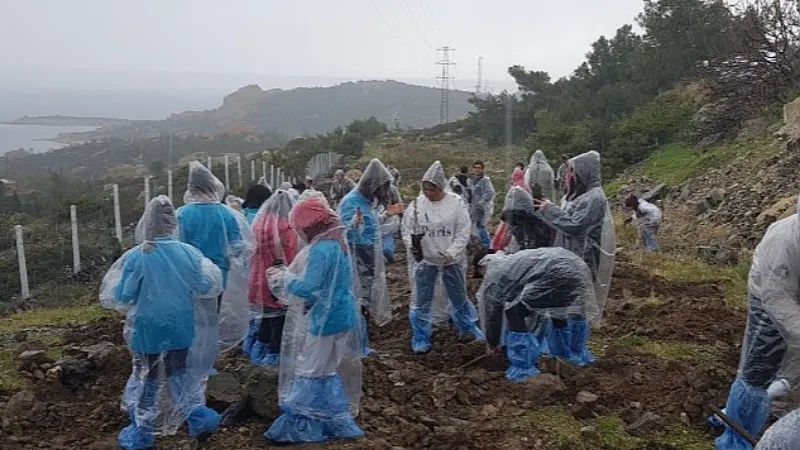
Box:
[0,248,746,449]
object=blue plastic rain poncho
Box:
[100,196,224,450]
[402,161,483,354]
[755,408,800,449]
[538,151,615,325]
[264,196,364,444]
[715,199,800,450]
[477,248,598,382]
[338,158,394,337]
[524,150,556,201]
[467,168,495,248]
[177,161,255,354]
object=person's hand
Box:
[354,208,364,226]
[533,198,551,211]
[440,251,455,265]
[387,203,405,216]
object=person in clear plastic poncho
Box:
[714,199,800,450]
[244,191,299,365]
[338,158,400,352]
[755,408,800,449]
[491,187,553,255]
[241,184,273,225]
[100,196,224,450]
[177,162,255,354]
[264,196,364,444]
[535,151,615,327]
[476,247,598,382]
[402,161,484,354]
[330,169,356,207]
[625,194,662,252]
[467,161,495,248]
[379,180,403,264]
[524,150,555,201]
[280,181,300,202]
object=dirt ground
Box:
[0,247,746,450]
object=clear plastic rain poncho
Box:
[402,161,483,354]
[755,408,800,449]
[338,158,393,328]
[467,170,495,247]
[538,151,615,324]
[244,190,298,365]
[492,187,553,254]
[298,188,330,207]
[477,248,598,382]
[177,161,255,353]
[257,176,272,190]
[100,196,224,448]
[448,176,469,205]
[524,150,555,200]
[264,196,364,443]
[716,204,800,450]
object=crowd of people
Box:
[97,149,799,449]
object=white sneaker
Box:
[768,379,791,400]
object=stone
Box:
[243,367,280,420]
[708,188,726,207]
[757,195,797,225]
[641,184,668,203]
[15,350,52,370]
[625,412,664,437]
[206,372,244,412]
[575,390,599,405]
[571,403,596,420]
[580,425,600,442]
[3,391,35,418]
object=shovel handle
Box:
[709,406,759,446]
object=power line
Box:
[436,47,456,124]
[398,0,435,52]
[417,0,442,43]
[370,1,429,75]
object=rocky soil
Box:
[0,246,746,450]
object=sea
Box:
[0,124,99,156]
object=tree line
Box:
[465,0,800,175]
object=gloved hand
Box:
[266,266,288,301]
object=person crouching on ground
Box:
[476,247,598,383]
[402,161,484,354]
[264,196,364,444]
[714,196,800,450]
[100,196,225,450]
[624,195,662,252]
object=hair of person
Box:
[473,160,485,169]
[459,165,469,174]
[625,195,639,209]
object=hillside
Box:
[53,80,474,142]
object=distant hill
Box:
[54,80,475,142]
[3,116,128,127]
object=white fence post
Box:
[113,184,123,244]
[237,155,243,188]
[71,205,81,274]
[277,168,282,185]
[262,161,267,181]
[15,225,29,299]
[270,165,275,188]
[250,160,256,181]
[144,176,151,209]
[207,156,212,170]
[167,170,173,201]
[224,155,230,190]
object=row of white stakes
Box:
[14,154,340,299]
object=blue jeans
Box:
[475,225,491,248]
[639,226,658,251]
[409,263,483,352]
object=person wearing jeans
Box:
[403,161,484,354]
[467,160,495,249]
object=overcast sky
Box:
[0,0,644,91]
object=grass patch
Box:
[0,349,27,391]
[0,304,113,332]
[521,408,712,450]
[619,335,719,364]
[604,179,625,198]
[639,252,749,309]
[641,136,778,187]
